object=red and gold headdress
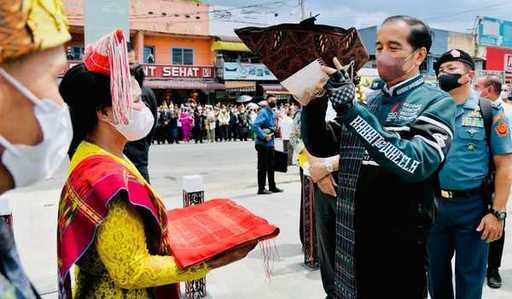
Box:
[83,29,132,125]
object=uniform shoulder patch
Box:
[496,122,509,136]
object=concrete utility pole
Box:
[299,0,306,21]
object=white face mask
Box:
[114,104,154,141]
[0,68,73,188]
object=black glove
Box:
[324,68,356,114]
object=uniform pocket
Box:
[458,126,485,141]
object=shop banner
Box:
[142,65,216,79]
[223,62,277,81]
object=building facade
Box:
[63,0,222,105]
[212,36,290,102]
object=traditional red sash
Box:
[57,154,179,298]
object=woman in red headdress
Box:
[57,30,255,299]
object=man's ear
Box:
[415,47,428,67]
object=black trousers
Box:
[488,222,506,271]
[229,124,239,141]
[354,206,428,298]
[256,144,276,191]
[283,140,293,166]
[193,127,203,143]
[299,168,305,247]
[221,125,229,141]
[314,185,337,299]
[215,126,221,142]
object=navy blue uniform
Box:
[428,91,512,299]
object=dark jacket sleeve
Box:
[339,95,456,183]
[142,87,158,143]
[301,97,342,158]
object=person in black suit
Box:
[123,64,158,182]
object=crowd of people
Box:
[153,100,299,145]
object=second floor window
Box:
[172,48,194,65]
[144,46,155,64]
[67,46,84,60]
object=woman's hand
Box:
[207,240,258,269]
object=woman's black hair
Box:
[382,15,433,54]
[59,63,112,157]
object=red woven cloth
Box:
[166,198,280,269]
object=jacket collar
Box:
[382,74,424,97]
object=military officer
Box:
[428,49,512,299]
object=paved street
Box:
[5,141,512,298]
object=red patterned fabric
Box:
[57,154,179,299]
[167,199,280,269]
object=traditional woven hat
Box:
[0,0,71,63]
[235,16,369,81]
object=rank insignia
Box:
[466,143,476,151]
[496,122,509,136]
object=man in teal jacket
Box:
[302,16,456,298]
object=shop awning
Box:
[211,41,251,52]
[145,80,225,90]
[259,83,289,93]
[225,81,256,90]
[265,90,290,95]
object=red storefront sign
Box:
[486,47,512,82]
[505,54,512,73]
[142,65,215,79]
[485,47,512,71]
[61,62,216,80]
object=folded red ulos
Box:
[166,198,280,269]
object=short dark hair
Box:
[266,95,276,101]
[484,76,502,94]
[130,64,145,88]
[383,15,433,54]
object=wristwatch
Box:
[323,160,334,173]
[491,208,507,221]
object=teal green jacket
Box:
[302,75,456,183]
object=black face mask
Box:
[268,101,276,108]
[438,73,463,92]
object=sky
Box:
[204,0,512,36]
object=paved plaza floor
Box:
[5,141,511,298]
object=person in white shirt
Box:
[279,110,294,165]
